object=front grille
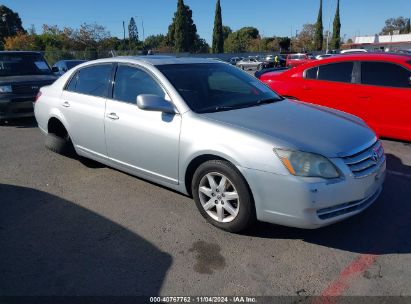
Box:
[11,84,39,94]
[317,187,382,220]
[343,140,385,178]
[12,82,53,94]
[11,97,34,103]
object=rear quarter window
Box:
[305,67,318,79]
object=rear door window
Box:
[361,62,411,88]
[73,64,112,97]
[317,62,354,83]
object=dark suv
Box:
[0,51,57,122]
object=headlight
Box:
[0,85,12,93]
[274,149,340,179]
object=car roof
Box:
[295,53,411,69]
[88,56,222,66]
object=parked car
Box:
[316,54,335,60]
[52,60,87,76]
[35,56,386,232]
[229,57,243,65]
[0,51,57,123]
[236,57,264,70]
[397,49,411,55]
[207,58,226,62]
[286,53,315,68]
[340,49,368,54]
[259,53,411,141]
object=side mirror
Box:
[51,66,59,73]
[137,94,177,114]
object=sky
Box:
[2,0,411,43]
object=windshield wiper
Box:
[255,97,284,105]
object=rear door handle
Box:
[62,101,70,108]
[303,86,312,90]
[106,113,119,120]
[359,96,370,100]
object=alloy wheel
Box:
[198,172,240,223]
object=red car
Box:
[259,53,411,142]
[285,53,315,68]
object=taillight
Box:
[35,91,42,102]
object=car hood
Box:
[200,100,376,158]
[0,75,57,84]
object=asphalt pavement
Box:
[0,118,410,297]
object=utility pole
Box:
[141,17,145,42]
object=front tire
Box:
[192,160,256,233]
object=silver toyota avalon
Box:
[34,56,386,232]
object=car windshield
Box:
[0,53,52,76]
[157,63,283,113]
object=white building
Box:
[346,33,411,52]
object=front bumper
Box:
[0,95,36,119]
[240,159,386,229]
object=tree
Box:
[295,24,316,51]
[144,34,167,50]
[222,25,232,41]
[380,17,409,34]
[212,0,224,53]
[224,27,259,52]
[278,37,291,52]
[405,18,411,34]
[167,0,204,53]
[194,36,210,53]
[128,17,139,44]
[314,0,323,51]
[4,32,36,50]
[330,0,341,50]
[0,5,25,43]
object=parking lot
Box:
[1,118,410,297]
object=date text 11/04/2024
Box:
[150,297,257,303]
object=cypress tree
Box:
[174,0,186,52]
[314,0,324,51]
[331,0,341,50]
[212,0,224,53]
[167,0,200,53]
[128,17,139,43]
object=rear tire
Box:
[45,133,73,156]
[192,160,256,233]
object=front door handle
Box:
[62,101,70,108]
[106,113,119,120]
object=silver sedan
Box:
[34,56,386,232]
[236,57,264,70]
